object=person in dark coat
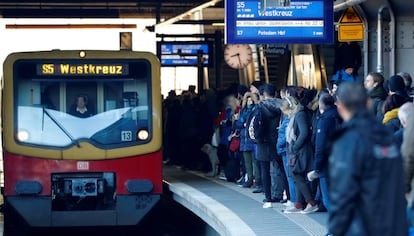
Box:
[398,71,414,97]
[328,82,407,236]
[284,95,317,214]
[177,94,200,169]
[163,94,182,165]
[234,92,259,187]
[255,83,286,208]
[217,94,240,182]
[307,93,340,213]
[382,93,406,132]
[333,41,362,77]
[364,72,388,120]
[388,74,412,102]
[332,41,362,84]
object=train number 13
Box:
[121,131,133,141]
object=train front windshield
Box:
[13,59,152,148]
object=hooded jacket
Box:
[367,84,387,119]
[328,110,407,236]
[255,98,282,162]
[313,106,340,177]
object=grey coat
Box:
[402,112,414,193]
[287,109,313,174]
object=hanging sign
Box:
[338,6,364,42]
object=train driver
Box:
[69,95,94,118]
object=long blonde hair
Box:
[223,94,239,113]
[281,95,301,117]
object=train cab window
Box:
[122,92,138,107]
[68,95,94,118]
[13,59,153,148]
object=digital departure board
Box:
[225,0,334,44]
[157,42,212,67]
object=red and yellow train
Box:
[1,50,163,233]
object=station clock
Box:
[224,44,253,69]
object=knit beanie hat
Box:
[388,75,405,92]
[261,83,276,97]
[251,81,264,90]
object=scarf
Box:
[286,114,296,144]
[286,104,303,144]
[382,108,399,125]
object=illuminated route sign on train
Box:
[38,63,129,76]
[225,0,334,44]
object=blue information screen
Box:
[225,0,334,44]
[157,42,211,67]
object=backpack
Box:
[247,106,265,143]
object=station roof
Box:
[0,0,224,20]
[0,0,413,24]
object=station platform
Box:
[163,165,328,236]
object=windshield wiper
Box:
[42,106,81,148]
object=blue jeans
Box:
[282,154,296,202]
[319,177,330,211]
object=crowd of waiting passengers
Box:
[162,72,414,235]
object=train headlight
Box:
[79,50,86,58]
[137,129,149,140]
[17,130,29,141]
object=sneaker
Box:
[283,206,302,214]
[283,200,294,208]
[301,203,319,214]
[236,178,245,187]
[262,202,272,208]
[236,175,245,184]
[218,174,227,181]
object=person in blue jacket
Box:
[234,92,259,187]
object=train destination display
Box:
[226,0,334,44]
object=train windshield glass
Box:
[13,59,152,148]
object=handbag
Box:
[229,136,241,152]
